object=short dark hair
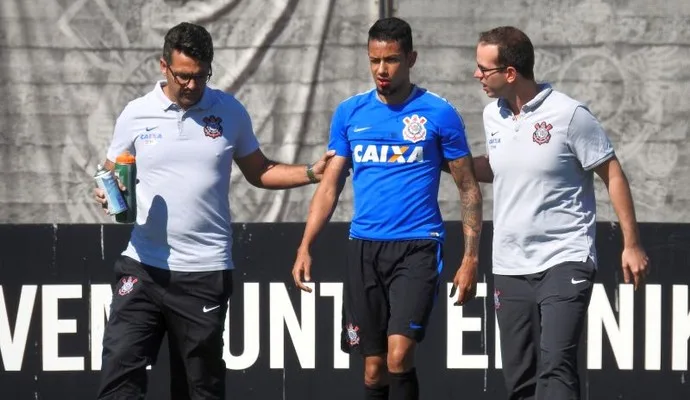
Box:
[368,17,413,54]
[163,22,214,65]
[478,26,534,80]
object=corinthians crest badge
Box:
[346,323,360,346]
[402,114,427,143]
[532,121,553,145]
[203,115,223,139]
[118,276,138,296]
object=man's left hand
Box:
[309,150,336,181]
[450,258,478,306]
[621,245,649,290]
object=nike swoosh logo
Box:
[145,126,157,131]
[409,322,423,330]
[490,131,499,136]
[353,127,371,132]
[203,305,220,313]
[571,278,587,284]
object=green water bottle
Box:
[114,152,137,223]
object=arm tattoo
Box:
[448,156,483,258]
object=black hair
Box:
[478,26,535,80]
[368,17,413,54]
[163,22,214,65]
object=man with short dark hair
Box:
[292,17,483,400]
[472,26,649,400]
[93,22,333,400]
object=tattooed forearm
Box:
[449,156,483,258]
[460,182,482,258]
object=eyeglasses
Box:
[477,65,507,78]
[167,65,212,87]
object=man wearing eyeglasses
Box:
[93,22,333,400]
[471,26,649,400]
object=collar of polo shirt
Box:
[497,83,554,114]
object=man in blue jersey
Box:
[291,17,483,400]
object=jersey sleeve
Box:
[327,102,351,157]
[233,103,261,158]
[439,106,470,160]
[106,105,137,162]
[567,106,614,170]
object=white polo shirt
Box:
[483,84,614,275]
[106,81,260,272]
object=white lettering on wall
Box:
[672,285,690,371]
[587,284,634,370]
[645,284,662,370]
[42,285,84,371]
[319,282,349,369]
[89,284,112,371]
[0,285,37,371]
[269,282,315,369]
[447,283,489,369]
[224,282,260,370]
[0,282,685,372]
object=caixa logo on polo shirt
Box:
[139,126,163,145]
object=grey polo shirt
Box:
[106,81,260,272]
[483,84,614,275]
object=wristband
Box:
[306,164,318,184]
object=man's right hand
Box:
[292,246,313,293]
[93,187,109,214]
[92,173,126,214]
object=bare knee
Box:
[387,335,415,373]
[364,355,387,387]
[387,348,412,373]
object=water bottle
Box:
[94,165,127,216]
[114,152,137,223]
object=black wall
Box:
[0,223,688,399]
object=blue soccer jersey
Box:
[328,87,470,242]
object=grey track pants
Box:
[494,260,596,400]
